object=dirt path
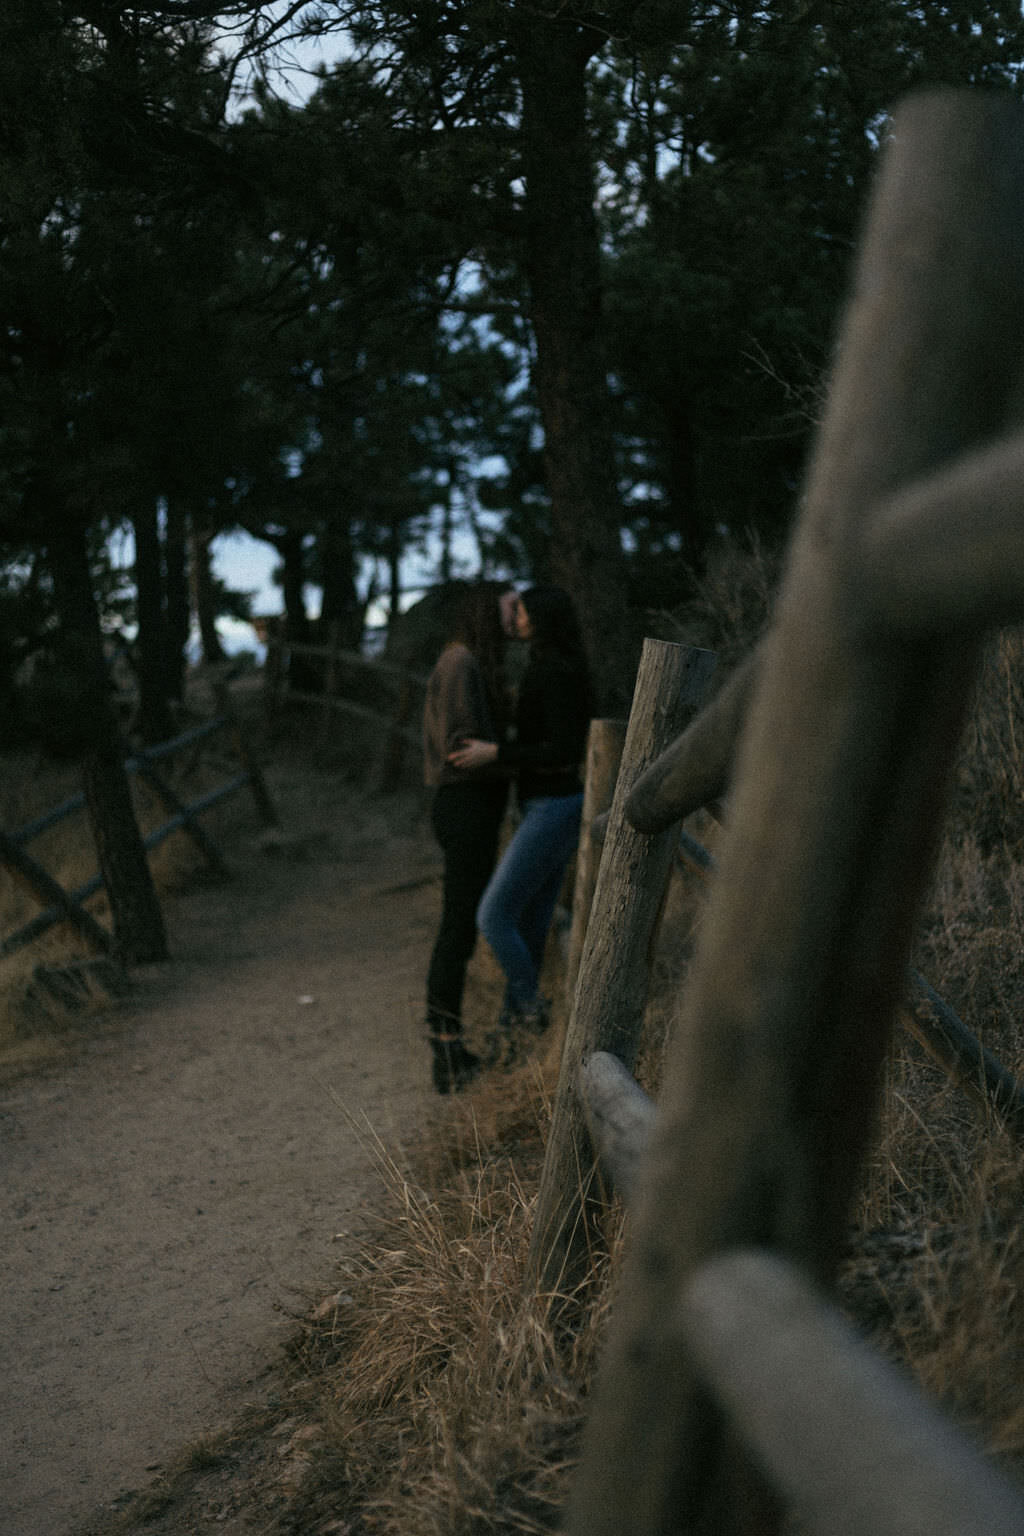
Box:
[0,764,442,1536]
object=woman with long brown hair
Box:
[422,582,514,1092]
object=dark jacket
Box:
[498,651,591,802]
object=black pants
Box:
[426,780,508,1038]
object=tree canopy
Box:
[4,0,1024,720]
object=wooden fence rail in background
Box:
[0,697,276,963]
[263,632,428,753]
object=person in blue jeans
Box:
[447,585,595,1062]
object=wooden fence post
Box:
[527,641,715,1299]
[213,682,278,827]
[567,90,1024,1536]
[561,719,627,1017]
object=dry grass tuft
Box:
[651,528,782,677]
[951,627,1024,859]
[291,1094,612,1535]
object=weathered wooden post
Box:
[561,718,627,1016]
[527,641,715,1298]
[567,89,1024,1535]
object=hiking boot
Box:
[429,1035,482,1095]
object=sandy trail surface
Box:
[0,764,441,1536]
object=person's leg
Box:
[516,793,582,980]
[426,782,507,1091]
[476,794,582,1013]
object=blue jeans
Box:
[477,792,583,1011]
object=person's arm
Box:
[446,737,499,771]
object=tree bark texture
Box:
[516,19,635,712]
[164,500,190,702]
[47,518,169,964]
[319,515,364,650]
[133,500,175,744]
[189,520,226,664]
[568,89,1024,1536]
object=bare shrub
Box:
[651,528,782,677]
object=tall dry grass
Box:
[282,1075,612,1536]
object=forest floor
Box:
[0,735,448,1536]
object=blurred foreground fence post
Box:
[566,88,1024,1535]
[576,1064,1024,1536]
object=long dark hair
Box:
[519,585,595,708]
[449,580,509,731]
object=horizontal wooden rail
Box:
[270,637,429,688]
[284,687,422,748]
[578,1050,655,1202]
[263,638,427,787]
[10,717,235,850]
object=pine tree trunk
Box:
[132,500,174,743]
[277,528,310,646]
[46,517,169,963]
[516,19,635,711]
[164,500,190,701]
[189,519,226,664]
[319,515,364,649]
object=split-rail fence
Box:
[538,88,1024,1536]
[0,686,276,974]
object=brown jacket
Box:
[422,642,504,787]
